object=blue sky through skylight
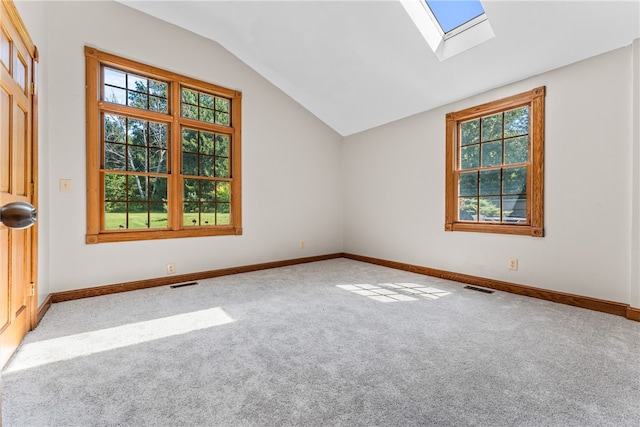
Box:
[425,0,485,33]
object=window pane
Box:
[459,172,478,196]
[128,146,147,172]
[104,115,126,142]
[182,88,198,105]
[481,141,502,167]
[504,107,529,137]
[216,135,229,156]
[199,108,214,123]
[201,203,215,225]
[1,29,10,70]
[104,202,127,230]
[104,116,168,174]
[182,129,198,153]
[148,177,167,202]
[128,202,149,229]
[479,197,500,222]
[149,123,168,148]
[104,86,126,105]
[201,180,215,201]
[182,153,198,176]
[128,92,148,109]
[183,179,199,201]
[215,112,230,126]
[460,119,479,146]
[217,203,230,225]
[217,181,230,203]
[103,174,168,234]
[200,93,214,108]
[481,113,502,142]
[183,203,199,226]
[127,175,147,201]
[215,97,230,113]
[127,119,147,146]
[215,158,230,178]
[149,80,167,97]
[15,56,26,90]
[503,195,527,223]
[200,155,214,177]
[149,148,167,173]
[149,96,167,113]
[104,68,126,88]
[128,75,148,92]
[426,0,485,33]
[503,167,527,194]
[459,197,477,221]
[504,136,528,165]
[103,69,127,105]
[104,143,125,170]
[479,169,500,195]
[102,69,168,113]
[200,132,214,155]
[182,104,198,119]
[149,202,168,228]
[104,173,126,201]
[460,145,479,169]
[182,88,231,126]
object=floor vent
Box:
[464,285,494,294]
[170,282,198,289]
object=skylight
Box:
[400,0,495,61]
[425,0,485,34]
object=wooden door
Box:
[0,0,37,369]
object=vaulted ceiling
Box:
[119,0,640,136]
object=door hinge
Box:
[29,282,35,297]
[30,82,36,95]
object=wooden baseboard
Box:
[36,294,52,326]
[344,253,633,320]
[44,251,639,323]
[626,306,640,321]
[50,253,343,303]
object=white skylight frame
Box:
[400,0,495,61]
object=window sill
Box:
[445,222,543,237]
[86,227,243,244]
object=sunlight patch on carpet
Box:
[4,307,235,373]
[336,283,451,302]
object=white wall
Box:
[18,1,343,294]
[344,45,635,304]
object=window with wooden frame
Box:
[85,47,242,244]
[445,87,545,237]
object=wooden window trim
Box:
[445,86,545,237]
[85,47,242,244]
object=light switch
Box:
[60,179,72,192]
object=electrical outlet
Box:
[508,258,518,271]
[167,263,176,275]
[300,240,305,249]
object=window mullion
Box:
[170,79,182,231]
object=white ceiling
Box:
[119,0,640,136]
